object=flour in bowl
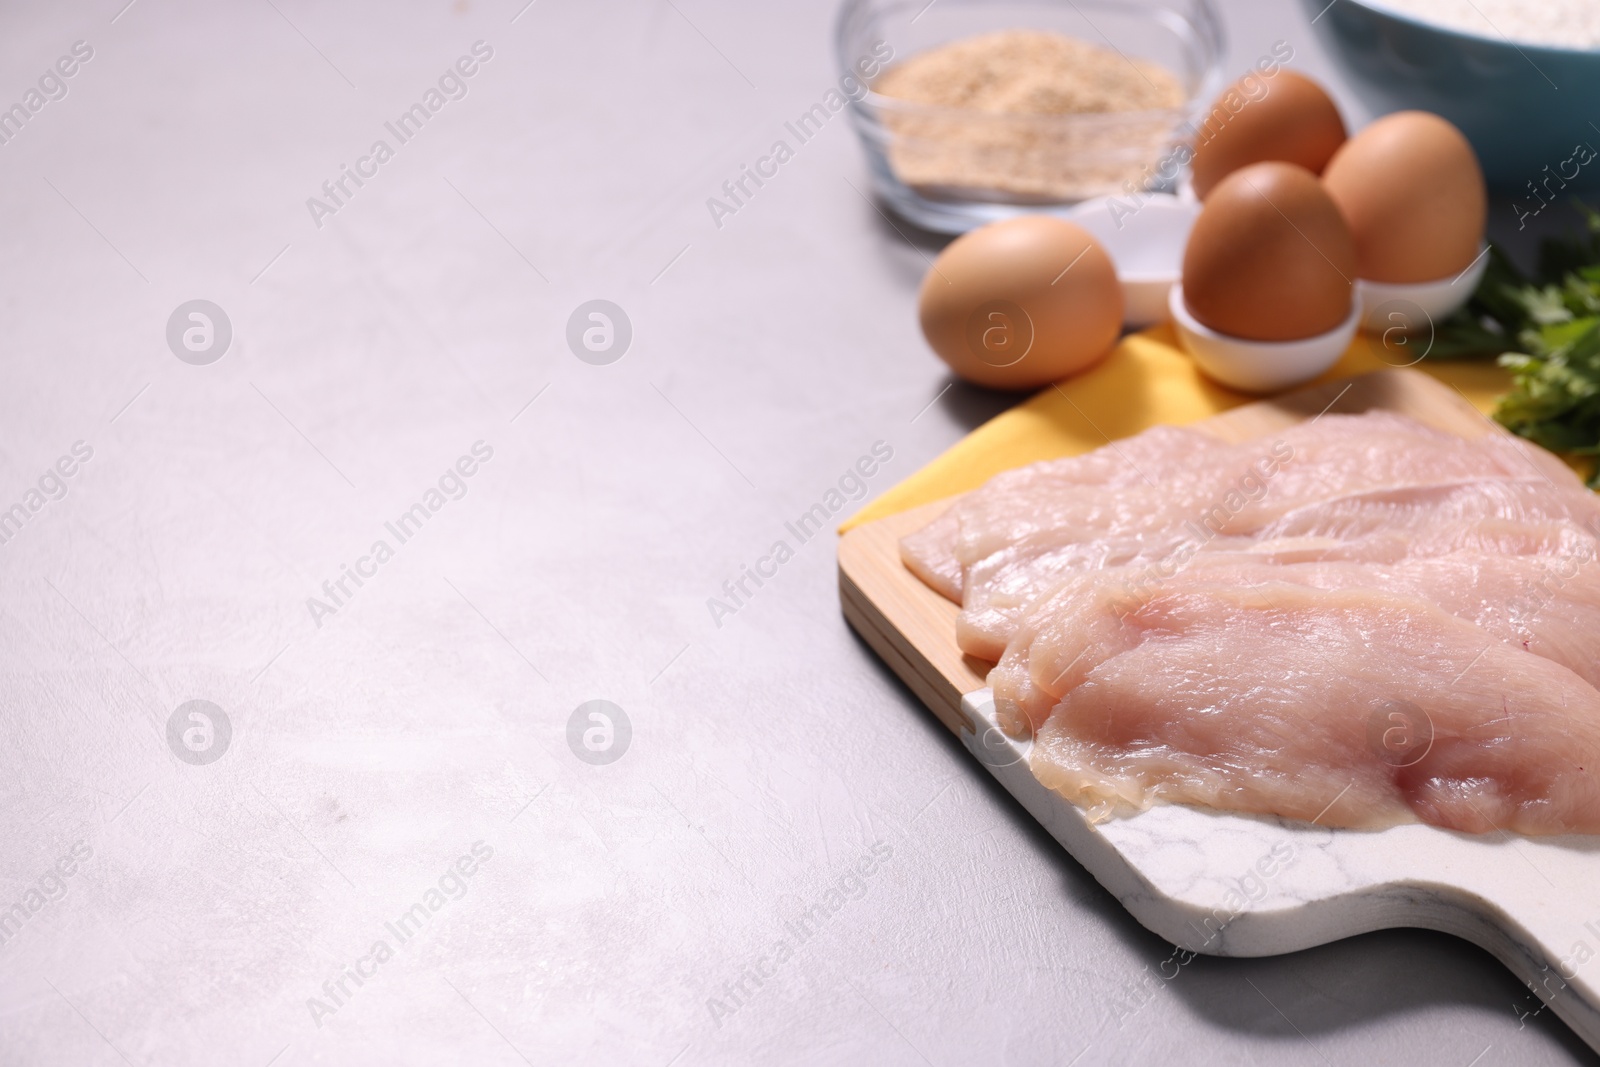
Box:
[1368,0,1600,49]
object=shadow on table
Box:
[1162,928,1599,1064]
[927,376,1018,433]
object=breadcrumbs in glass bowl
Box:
[837,0,1225,233]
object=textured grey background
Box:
[0,0,1593,1064]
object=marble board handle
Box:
[955,689,1600,1053]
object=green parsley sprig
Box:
[1432,203,1600,487]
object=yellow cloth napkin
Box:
[842,324,1513,532]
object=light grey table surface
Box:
[0,1,1592,1064]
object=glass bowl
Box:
[836,0,1226,233]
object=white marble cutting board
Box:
[958,687,1600,1049]
[838,368,1600,1054]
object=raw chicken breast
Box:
[990,540,1600,735]
[1024,581,1600,836]
[957,480,1600,661]
[905,412,1570,603]
[898,410,1600,835]
[904,413,1600,661]
[901,424,1222,601]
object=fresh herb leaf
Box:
[1422,201,1600,486]
[1493,299,1600,488]
[1431,203,1600,359]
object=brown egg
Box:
[1191,70,1347,200]
[1321,110,1487,283]
[1182,161,1356,342]
[918,216,1121,390]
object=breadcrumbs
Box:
[876,30,1184,115]
[873,30,1186,201]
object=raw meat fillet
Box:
[905,412,1569,600]
[958,479,1600,660]
[903,413,1600,661]
[990,541,1600,736]
[898,410,1600,835]
[901,424,1222,600]
[1021,580,1600,836]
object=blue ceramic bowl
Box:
[1304,0,1600,194]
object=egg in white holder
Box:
[1170,283,1359,393]
[1356,245,1490,334]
